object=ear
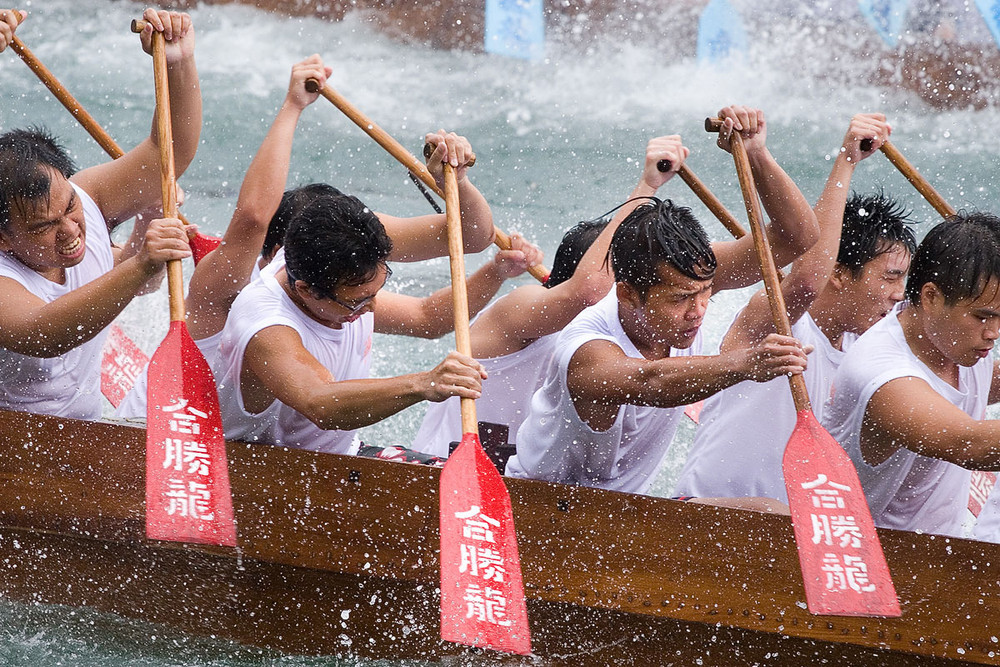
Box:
[616,281,642,310]
[920,282,943,309]
[828,264,850,290]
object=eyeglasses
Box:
[285,263,390,316]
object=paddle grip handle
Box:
[705,117,723,132]
[422,142,476,168]
[656,159,672,173]
[860,138,874,153]
[130,19,147,32]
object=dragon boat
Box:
[0,407,998,664]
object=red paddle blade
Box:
[101,324,150,408]
[783,410,900,617]
[440,433,531,654]
[145,321,237,546]
[189,233,222,266]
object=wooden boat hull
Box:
[0,408,996,664]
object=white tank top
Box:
[215,258,374,454]
[115,258,266,419]
[0,183,113,420]
[673,311,855,503]
[506,291,699,494]
[821,303,987,538]
[410,299,559,457]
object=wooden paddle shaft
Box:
[677,165,749,239]
[657,158,749,238]
[148,30,185,323]
[878,139,957,219]
[304,77,550,284]
[443,164,478,434]
[706,117,810,412]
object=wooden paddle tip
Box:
[130,19,147,33]
[305,77,321,94]
[705,117,723,132]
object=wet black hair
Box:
[905,211,1000,306]
[545,218,609,288]
[283,192,393,293]
[263,183,345,261]
[608,197,716,295]
[838,190,917,278]
[0,127,77,230]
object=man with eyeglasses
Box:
[214,141,539,454]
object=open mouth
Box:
[57,237,83,258]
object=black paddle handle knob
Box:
[305,77,322,94]
[860,138,875,152]
[656,159,672,173]
[422,142,476,167]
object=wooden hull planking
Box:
[0,408,997,664]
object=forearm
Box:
[300,374,430,431]
[577,353,752,410]
[457,178,495,253]
[383,262,505,339]
[748,148,818,266]
[232,101,301,227]
[0,258,158,356]
[640,352,753,405]
[163,54,202,175]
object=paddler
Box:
[823,211,1000,539]
[674,113,916,503]
[411,134,691,459]
[212,131,539,454]
[0,8,199,420]
[506,105,817,497]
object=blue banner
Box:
[697,0,748,63]
[858,0,910,48]
[975,0,1000,47]
[485,0,545,60]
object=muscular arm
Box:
[373,259,511,338]
[73,10,202,229]
[0,217,188,356]
[723,114,889,350]
[241,324,483,430]
[711,106,819,292]
[379,177,494,261]
[381,130,495,261]
[186,57,328,340]
[862,375,1000,470]
[567,334,809,432]
[471,135,688,358]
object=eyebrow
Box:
[28,190,76,230]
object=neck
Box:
[618,302,671,360]
[899,304,959,387]
[808,289,851,351]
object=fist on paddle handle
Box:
[423,351,487,403]
[424,130,476,186]
[0,9,25,52]
[843,113,891,163]
[136,216,192,275]
[645,135,688,189]
[289,55,331,111]
[741,332,812,383]
[136,8,195,64]
[491,233,544,279]
[714,105,767,155]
